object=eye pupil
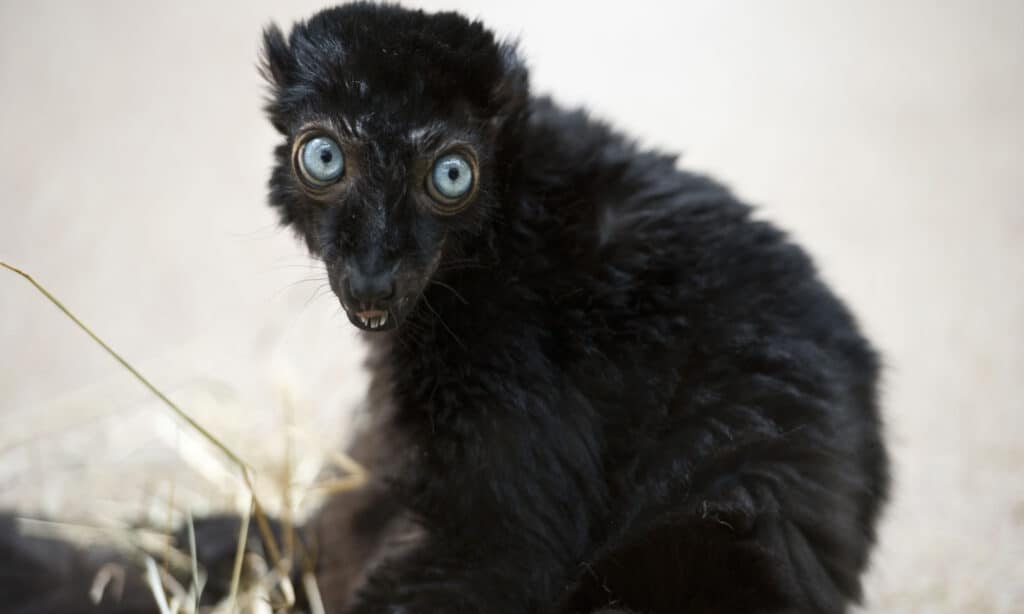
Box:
[299,135,344,185]
[430,153,474,202]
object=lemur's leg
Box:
[560,500,802,613]
[310,480,410,610]
[340,381,609,614]
[560,435,878,614]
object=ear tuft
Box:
[259,24,296,134]
[259,23,294,90]
[490,42,530,120]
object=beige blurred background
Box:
[1,1,1021,612]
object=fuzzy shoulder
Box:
[514,98,791,282]
[511,98,874,370]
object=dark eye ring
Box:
[425,149,478,214]
[293,132,345,189]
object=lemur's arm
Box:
[342,372,608,614]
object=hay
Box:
[2,261,366,612]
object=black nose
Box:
[347,268,395,307]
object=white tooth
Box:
[359,315,369,326]
[371,317,380,328]
[380,312,389,326]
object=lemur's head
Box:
[261,3,527,331]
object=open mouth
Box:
[335,287,415,333]
[353,309,390,330]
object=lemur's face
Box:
[261,5,526,332]
[280,113,487,333]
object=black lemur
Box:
[2,3,888,613]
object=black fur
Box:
[1,4,887,613]
[0,513,281,612]
[263,4,888,613]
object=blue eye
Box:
[430,153,474,201]
[299,135,344,184]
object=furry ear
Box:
[259,24,294,89]
[490,42,530,121]
[259,24,295,134]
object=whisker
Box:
[436,263,490,274]
[269,264,328,271]
[269,276,330,302]
[421,295,466,350]
[225,223,285,240]
[437,257,488,268]
[429,280,469,305]
[303,284,334,309]
[398,319,427,351]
